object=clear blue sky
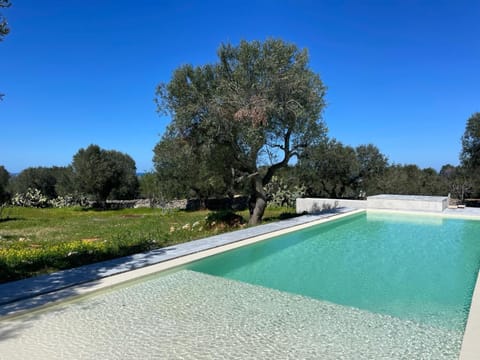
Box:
[1,0,479,173]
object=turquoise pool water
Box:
[187,212,480,331]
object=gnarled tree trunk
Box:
[248,175,267,225]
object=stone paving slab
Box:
[443,207,480,217]
[0,208,355,307]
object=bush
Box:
[204,210,245,229]
[11,188,50,208]
[265,176,306,208]
[49,194,89,208]
[10,189,91,209]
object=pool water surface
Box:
[188,211,480,331]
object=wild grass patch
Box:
[0,206,296,283]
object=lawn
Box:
[0,206,295,283]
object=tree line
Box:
[0,145,139,206]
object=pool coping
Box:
[461,265,480,359]
[1,207,479,360]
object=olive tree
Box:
[355,144,388,196]
[72,144,138,202]
[460,112,480,196]
[8,166,69,199]
[440,164,471,203]
[155,39,327,224]
[0,165,9,203]
[461,113,480,170]
[153,134,235,203]
[298,139,358,198]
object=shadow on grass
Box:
[0,217,23,223]
[263,211,301,222]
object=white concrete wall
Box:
[296,195,449,214]
[296,198,367,214]
[367,195,448,212]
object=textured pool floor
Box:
[0,270,462,359]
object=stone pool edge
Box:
[0,208,362,318]
[459,267,480,360]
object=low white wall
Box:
[296,195,449,214]
[296,198,367,214]
[367,195,448,212]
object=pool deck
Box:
[1,205,480,359]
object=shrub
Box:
[265,176,306,208]
[204,210,245,229]
[11,188,50,208]
[49,194,89,208]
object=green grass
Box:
[0,206,296,283]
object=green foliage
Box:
[72,145,110,201]
[460,113,480,196]
[297,140,448,199]
[0,165,9,203]
[377,164,447,196]
[155,38,327,224]
[106,150,139,200]
[298,139,359,198]
[72,144,139,202]
[461,113,480,170]
[153,136,233,201]
[10,187,88,209]
[49,194,89,208]
[138,172,164,200]
[8,166,73,199]
[0,203,8,221]
[264,175,306,208]
[204,210,245,229]
[11,188,49,208]
[54,166,76,197]
[355,144,388,196]
[440,164,472,203]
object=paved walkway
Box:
[443,207,480,216]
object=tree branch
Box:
[262,129,292,186]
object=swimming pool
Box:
[0,211,479,359]
[187,211,480,331]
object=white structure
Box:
[296,194,449,214]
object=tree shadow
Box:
[0,217,22,223]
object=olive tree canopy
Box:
[72,145,138,202]
[461,113,480,170]
[460,112,480,196]
[155,39,327,224]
